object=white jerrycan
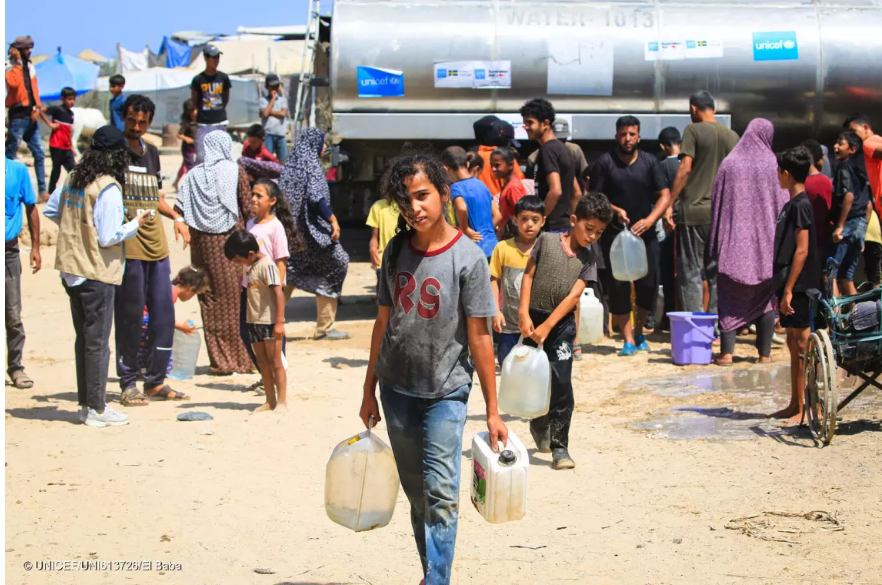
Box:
[610,230,648,282]
[578,288,604,344]
[168,320,200,380]
[471,430,529,523]
[324,417,400,532]
[498,338,551,419]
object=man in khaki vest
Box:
[44,126,149,428]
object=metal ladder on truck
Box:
[292,0,323,138]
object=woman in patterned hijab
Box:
[176,130,254,374]
[279,127,350,340]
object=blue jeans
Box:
[832,216,868,281]
[5,117,46,193]
[497,332,520,367]
[264,134,288,162]
[379,384,470,585]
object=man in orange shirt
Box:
[473,115,524,196]
[5,35,48,200]
[845,113,882,204]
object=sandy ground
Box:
[5,152,882,585]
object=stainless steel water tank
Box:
[330,0,882,142]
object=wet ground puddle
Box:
[627,365,882,440]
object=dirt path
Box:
[5,183,882,585]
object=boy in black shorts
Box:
[225,230,287,413]
[772,147,820,425]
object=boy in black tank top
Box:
[518,192,613,469]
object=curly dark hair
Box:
[172,265,210,293]
[122,94,155,122]
[68,148,129,190]
[519,98,555,125]
[382,154,450,276]
[253,179,303,251]
[574,191,614,225]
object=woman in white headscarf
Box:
[177,130,254,374]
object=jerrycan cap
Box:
[498,450,517,466]
[514,346,532,360]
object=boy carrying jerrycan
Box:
[517,192,613,470]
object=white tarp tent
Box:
[96,68,261,131]
[96,68,206,92]
[187,39,305,76]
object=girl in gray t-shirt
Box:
[359,154,508,585]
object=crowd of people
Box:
[5,38,351,424]
[6,32,882,585]
[356,93,879,584]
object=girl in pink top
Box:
[240,180,299,378]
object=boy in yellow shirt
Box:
[366,197,400,292]
[490,196,545,365]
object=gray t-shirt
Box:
[376,231,497,399]
[258,91,288,136]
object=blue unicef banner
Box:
[357,66,404,98]
[752,31,799,61]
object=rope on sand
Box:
[725,511,844,544]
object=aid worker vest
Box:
[54,174,125,285]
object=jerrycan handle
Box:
[516,335,543,349]
[367,414,376,438]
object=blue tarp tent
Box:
[159,36,193,68]
[34,52,100,101]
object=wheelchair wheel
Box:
[818,329,838,443]
[803,332,837,445]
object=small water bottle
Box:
[168,320,200,380]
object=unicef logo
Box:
[752,31,799,61]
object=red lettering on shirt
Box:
[393,272,417,314]
[393,273,442,319]
[417,278,441,320]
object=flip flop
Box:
[713,358,734,367]
[10,370,34,389]
[120,387,150,406]
[146,385,189,401]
